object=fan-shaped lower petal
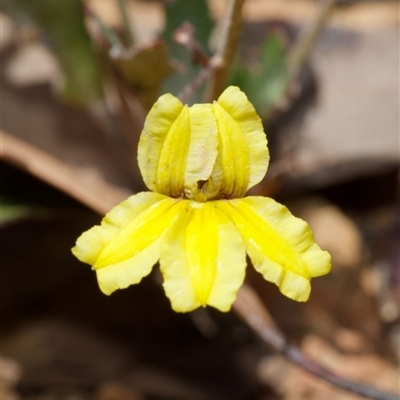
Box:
[160,201,247,312]
[96,239,161,295]
[72,192,167,265]
[72,192,181,295]
[215,197,331,301]
[207,206,247,311]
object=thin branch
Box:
[176,0,245,103]
[287,0,337,79]
[173,22,210,68]
[0,131,130,215]
[84,5,124,50]
[204,0,245,102]
[233,284,400,400]
[117,0,135,48]
[178,63,217,104]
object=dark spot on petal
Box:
[197,180,208,189]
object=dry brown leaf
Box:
[1,131,131,214]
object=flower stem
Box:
[117,0,135,48]
[173,22,210,68]
[204,0,245,102]
[287,0,337,79]
[178,64,216,104]
[233,284,399,400]
[84,5,124,50]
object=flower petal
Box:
[207,206,247,311]
[160,201,218,311]
[138,93,188,196]
[211,101,251,198]
[217,86,269,191]
[137,86,268,201]
[184,104,219,201]
[160,201,247,312]
[215,197,331,302]
[138,94,219,199]
[95,197,180,268]
[72,192,182,295]
[280,271,311,302]
[239,197,331,278]
[96,239,160,295]
[185,202,219,304]
[159,201,201,312]
[72,192,166,265]
[155,105,190,197]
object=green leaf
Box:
[0,197,45,227]
[2,0,103,106]
[162,0,214,103]
[229,33,289,117]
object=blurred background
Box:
[1,0,399,399]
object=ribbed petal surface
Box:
[207,206,247,311]
[160,201,247,312]
[137,86,269,201]
[72,192,181,295]
[215,197,331,301]
[138,94,186,196]
[138,94,219,199]
[183,104,219,201]
[216,86,269,193]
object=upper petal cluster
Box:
[138,86,269,201]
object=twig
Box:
[204,0,245,102]
[233,284,400,400]
[0,131,130,215]
[117,0,135,48]
[173,22,210,68]
[84,5,124,50]
[176,0,245,103]
[177,63,217,104]
[287,0,337,79]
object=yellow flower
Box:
[72,86,331,312]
